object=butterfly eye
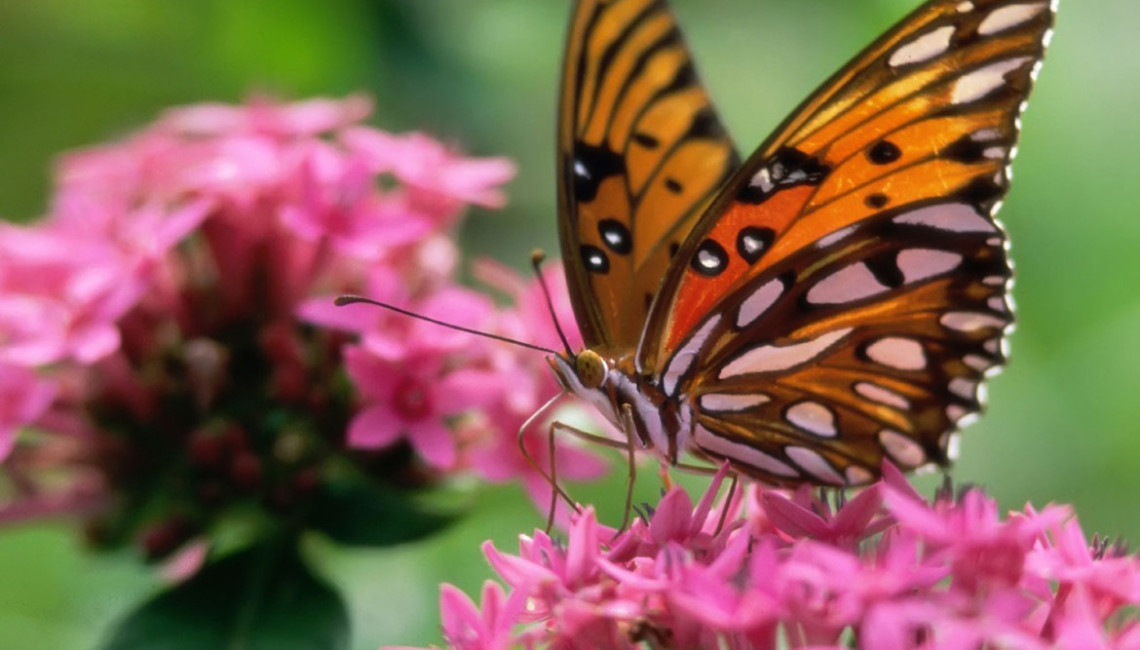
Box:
[575,350,608,389]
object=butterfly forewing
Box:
[558,0,739,352]
[635,0,1053,483]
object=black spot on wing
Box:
[957,176,1005,208]
[581,245,610,274]
[866,251,905,289]
[684,106,727,140]
[598,219,632,255]
[571,144,625,203]
[633,133,660,148]
[943,135,987,164]
[736,226,774,264]
[691,239,729,277]
[866,193,890,209]
[868,140,902,165]
[737,147,831,205]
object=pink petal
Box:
[762,490,831,539]
[408,418,456,469]
[649,487,695,545]
[69,323,123,364]
[565,508,599,587]
[346,404,403,449]
[482,540,559,589]
[436,369,503,415]
[439,583,486,643]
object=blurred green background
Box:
[0,0,1137,647]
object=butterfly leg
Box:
[541,416,642,533]
[617,403,640,534]
[516,393,580,531]
[714,474,739,536]
[543,420,633,533]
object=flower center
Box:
[394,377,432,421]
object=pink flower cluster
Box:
[408,465,1140,650]
[0,95,604,539]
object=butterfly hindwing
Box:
[637,0,1053,483]
[558,0,738,352]
[678,202,1012,484]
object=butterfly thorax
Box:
[548,350,693,465]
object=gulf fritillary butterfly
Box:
[546,0,1054,486]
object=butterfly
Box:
[546,0,1054,486]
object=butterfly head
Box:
[573,350,608,389]
[549,349,609,392]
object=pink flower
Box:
[761,483,890,548]
[278,143,433,259]
[342,128,517,221]
[417,466,1140,650]
[0,224,146,365]
[159,94,374,139]
[0,364,56,461]
[882,481,1069,591]
[0,94,523,562]
[339,285,503,469]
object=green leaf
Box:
[310,479,463,547]
[100,538,349,650]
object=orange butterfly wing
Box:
[636,0,1054,483]
[557,0,738,353]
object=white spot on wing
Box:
[941,311,1006,333]
[897,249,962,284]
[737,278,785,328]
[807,263,888,305]
[866,337,927,371]
[786,401,838,438]
[889,25,956,68]
[663,315,722,395]
[693,425,799,477]
[971,128,1003,142]
[943,431,962,461]
[719,328,853,378]
[978,3,1048,36]
[963,354,991,371]
[749,168,774,194]
[879,429,927,467]
[947,405,968,422]
[894,203,997,233]
[949,377,978,400]
[817,225,857,249]
[984,146,1007,160]
[846,466,875,485]
[855,382,911,410]
[699,393,771,413]
[786,446,844,485]
[952,57,1032,105]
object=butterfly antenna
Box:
[530,250,575,357]
[334,295,558,355]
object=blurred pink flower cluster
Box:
[410,465,1140,650]
[0,95,604,551]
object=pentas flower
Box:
[403,465,1140,650]
[0,94,605,563]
